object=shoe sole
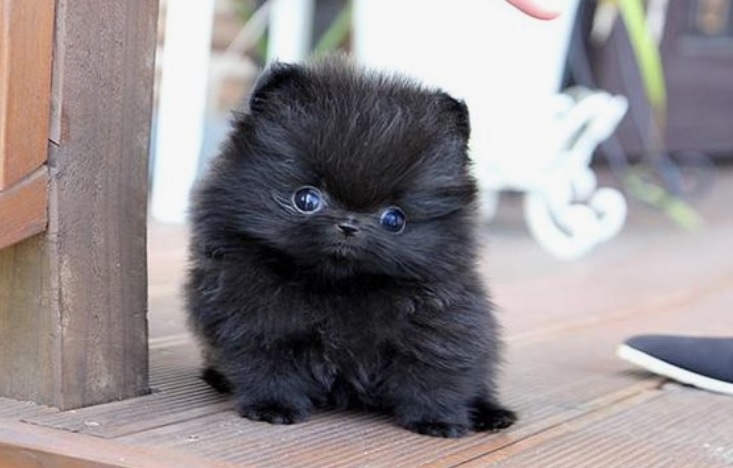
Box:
[617,344,733,397]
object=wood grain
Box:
[0,234,56,405]
[106,282,733,467]
[43,0,159,410]
[0,168,48,250]
[0,396,56,420]
[0,0,158,409]
[461,386,733,467]
[27,345,230,439]
[0,420,235,468]
[0,0,55,190]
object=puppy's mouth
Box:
[325,241,363,260]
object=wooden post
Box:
[0,0,158,410]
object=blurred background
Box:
[137,3,733,456]
[147,0,733,260]
[143,6,733,433]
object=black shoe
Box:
[617,335,733,396]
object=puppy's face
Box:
[219,59,479,280]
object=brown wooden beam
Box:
[0,168,48,251]
[0,0,55,190]
[0,420,233,468]
[0,0,158,409]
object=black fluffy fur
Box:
[185,56,516,438]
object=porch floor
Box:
[2,168,732,467]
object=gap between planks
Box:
[506,272,733,346]
[451,388,666,467]
[437,385,666,468]
[0,419,236,468]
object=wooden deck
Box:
[2,168,732,467]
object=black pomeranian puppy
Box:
[185,56,516,438]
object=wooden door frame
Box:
[0,0,158,410]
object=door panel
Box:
[0,0,55,248]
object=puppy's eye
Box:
[379,207,406,233]
[293,187,323,213]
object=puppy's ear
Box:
[436,92,471,141]
[248,62,306,113]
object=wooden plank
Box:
[0,0,158,409]
[461,385,733,467]
[105,283,733,467]
[0,0,55,190]
[113,383,662,468]
[489,224,733,342]
[25,296,663,442]
[0,397,57,421]
[147,223,191,338]
[0,168,48,250]
[25,346,230,438]
[0,420,235,468]
[428,283,733,468]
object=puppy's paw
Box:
[237,401,309,425]
[403,420,469,438]
[471,401,517,432]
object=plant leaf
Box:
[314,0,353,55]
[624,172,703,231]
[616,0,667,126]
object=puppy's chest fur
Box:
[304,282,417,358]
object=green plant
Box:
[229,0,353,59]
[602,0,702,230]
[313,0,353,56]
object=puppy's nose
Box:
[336,221,359,236]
